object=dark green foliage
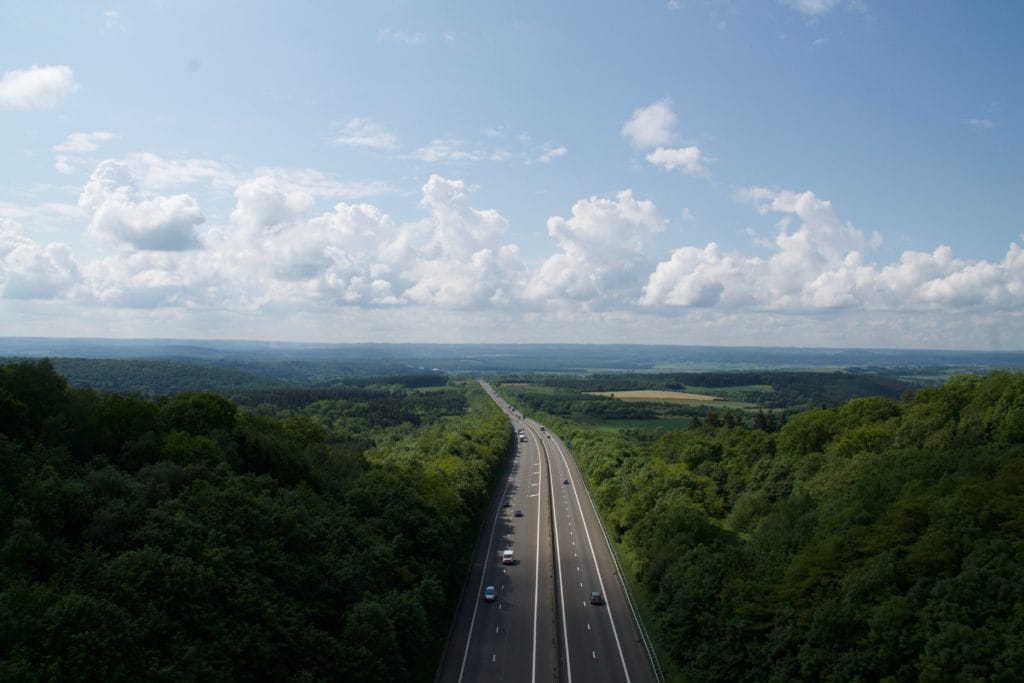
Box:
[0,361,510,681]
[535,370,916,409]
[518,371,1024,681]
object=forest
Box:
[500,371,1024,681]
[0,360,512,681]
[520,370,917,410]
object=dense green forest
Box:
[505,372,1024,681]
[14,357,449,399]
[0,361,511,681]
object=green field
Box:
[587,388,759,410]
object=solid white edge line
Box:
[531,421,542,683]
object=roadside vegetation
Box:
[499,371,1024,680]
[0,360,511,681]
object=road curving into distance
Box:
[434,382,658,682]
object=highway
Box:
[435,383,657,682]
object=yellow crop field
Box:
[587,390,721,401]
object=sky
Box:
[1,1,1022,350]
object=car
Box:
[484,585,497,602]
[590,591,603,605]
[502,549,514,565]
[502,501,512,507]
[563,479,570,485]
[514,509,523,517]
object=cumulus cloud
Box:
[528,189,665,304]
[621,99,677,148]
[332,117,398,149]
[623,100,710,177]
[218,173,519,310]
[230,176,315,233]
[779,0,842,16]
[646,146,707,176]
[0,65,78,109]
[83,251,224,308]
[396,175,520,308]
[80,160,206,251]
[0,219,81,300]
[534,146,568,164]
[230,189,403,306]
[642,186,1024,316]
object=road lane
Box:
[545,429,656,683]
[437,383,656,682]
[436,386,556,683]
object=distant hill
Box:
[2,337,1024,374]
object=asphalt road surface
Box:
[435,383,657,682]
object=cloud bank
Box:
[4,149,1022,348]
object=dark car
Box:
[563,479,570,485]
[590,591,603,605]
[514,509,523,517]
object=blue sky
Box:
[1,1,1022,349]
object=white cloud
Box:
[642,186,1024,316]
[965,117,995,131]
[393,176,520,308]
[0,65,78,109]
[53,131,118,154]
[0,219,82,300]
[126,152,236,191]
[332,117,398,149]
[230,176,315,233]
[528,189,665,304]
[83,251,224,308]
[415,138,488,162]
[54,156,77,175]
[80,160,206,251]
[103,9,126,32]
[779,0,843,16]
[623,100,710,177]
[646,146,707,176]
[534,146,568,164]
[378,28,426,44]
[52,131,119,174]
[215,173,519,310]
[622,99,677,148]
